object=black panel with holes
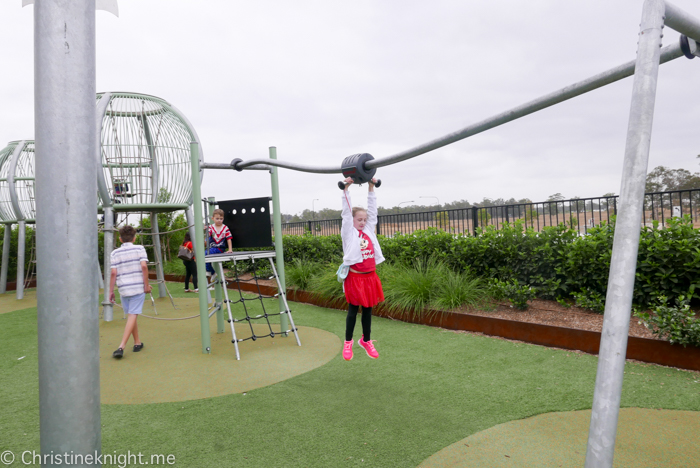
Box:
[216,197,273,248]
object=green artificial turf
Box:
[1,283,699,467]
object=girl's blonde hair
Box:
[352,207,367,218]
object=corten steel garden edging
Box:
[4,280,37,291]
[155,273,700,372]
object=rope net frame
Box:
[0,140,36,223]
[97,92,196,213]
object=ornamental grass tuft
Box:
[286,258,317,291]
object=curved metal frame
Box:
[0,141,36,224]
[96,92,195,211]
[0,140,36,299]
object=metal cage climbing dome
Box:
[96,92,203,321]
[0,140,36,299]
[0,140,35,223]
[96,92,200,213]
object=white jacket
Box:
[341,191,385,267]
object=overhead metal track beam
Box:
[665,1,700,42]
[365,41,685,170]
[214,41,688,175]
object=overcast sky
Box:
[2,0,700,215]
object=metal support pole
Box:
[185,205,196,253]
[185,204,211,306]
[0,224,11,294]
[269,147,290,334]
[34,0,101,460]
[585,1,665,466]
[150,212,167,298]
[209,197,225,333]
[102,205,114,321]
[97,258,104,290]
[190,142,211,353]
[16,220,25,300]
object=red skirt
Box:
[344,270,384,308]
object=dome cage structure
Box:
[0,140,35,224]
[96,92,202,213]
[96,92,203,321]
[0,140,36,299]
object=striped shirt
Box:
[110,243,149,297]
[208,224,232,249]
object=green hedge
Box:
[5,216,698,309]
[0,224,36,281]
[281,217,700,308]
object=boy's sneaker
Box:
[133,343,144,352]
[112,348,124,359]
[342,340,353,361]
[358,336,378,359]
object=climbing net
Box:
[207,251,301,360]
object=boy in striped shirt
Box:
[110,225,152,359]
[206,208,233,276]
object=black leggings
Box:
[345,304,372,342]
[183,260,198,289]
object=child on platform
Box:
[340,176,384,360]
[206,208,233,277]
[110,225,152,359]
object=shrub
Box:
[379,228,453,268]
[491,279,536,310]
[635,295,700,347]
[163,259,186,276]
[572,288,606,313]
[635,216,700,305]
[282,235,342,265]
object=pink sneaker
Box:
[358,335,378,359]
[342,340,353,361]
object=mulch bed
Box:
[457,299,658,340]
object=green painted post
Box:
[209,196,225,334]
[269,147,290,335]
[190,142,211,353]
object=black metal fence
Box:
[280,189,700,237]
